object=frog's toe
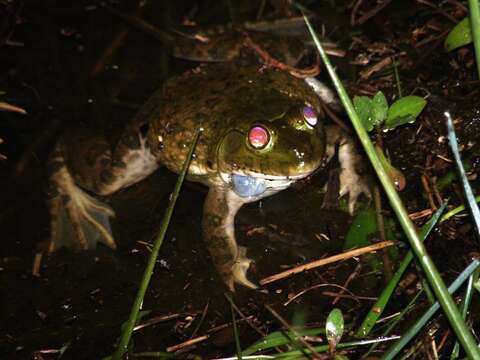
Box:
[222,246,258,291]
[49,185,116,251]
[232,248,258,289]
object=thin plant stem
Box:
[112,126,203,360]
[225,294,243,360]
[392,57,403,98]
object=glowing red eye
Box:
[303,106,317,127]
[248,126,270,149]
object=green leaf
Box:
[445,17,472,52]
[372,91,388,126]
[384,96,426,130]
[326,308,344,348]
[353,96,374,132]
[343,207,399,271]
[343,208,377,250]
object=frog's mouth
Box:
[221,171,312,198]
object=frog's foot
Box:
[338,140,371,214]
[49,167,116,251]
[215,247,259,292]
[229,246,258,290]
[339,166,371,214]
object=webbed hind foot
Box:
[49,165,116,252]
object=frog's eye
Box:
[302,106,317,127]
[248,126,270,149]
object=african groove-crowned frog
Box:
[48,62,369,290]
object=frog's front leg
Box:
[325,125,371,213]
[48,125,158,251]
[202,186,257,291]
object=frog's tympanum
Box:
[48,63,369,290]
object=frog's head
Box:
[216,91,325,199]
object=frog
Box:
[48,61,369,291]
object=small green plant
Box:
[326,308,347,360]
[353,91,426,132]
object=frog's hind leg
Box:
[48,143,116,251]
[202,186,258,291]
[48,122,159,251]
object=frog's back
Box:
[147,63,321,181]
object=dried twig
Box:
[260,240,395,285]
[332,262,361,305]
[244,34,320,78]
[166,335,209,353]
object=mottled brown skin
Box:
[48,62,369,290]
[149,63,324,178]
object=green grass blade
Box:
[363,289,424,358]
[441,195,480,222]
[355,204,446,337]
[468,0,480,79]
[446,112,480,237]
[450,270,477,359]
[301,12,480,359]
[273,336,399,358]
[381,259,480,360]
[226,295,243,360]
[112,127,203,360]
[242,328,324,356]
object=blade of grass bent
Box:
[112,126,203,360]
[301,13,480,359]
[355,204,446,337]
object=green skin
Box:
[49,62,365,290]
